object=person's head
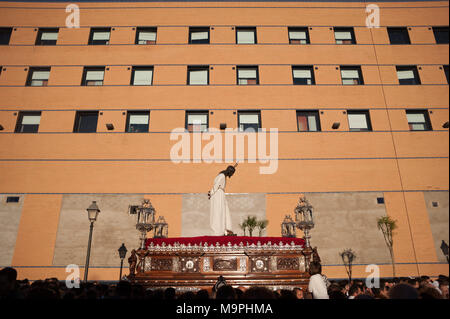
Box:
[438,280,449,299]
[388,284,419,299]
[419,286,443,299]
[279,289,296,300]
[196,289,210,300]
[329,290,347,299]
[164,287,176,300]
[293,287,304,299]
[215,285,236,300]
[0,267,18,295]
[348,284,362,297]
[309,262,322,276]
[243,287,276,300]
[223,166,235,178]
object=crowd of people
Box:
[0,265,448,300]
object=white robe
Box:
[209,173,232,236]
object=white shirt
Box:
[308,274,329,299]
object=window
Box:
[73,111,99,133]
[6,196,20,203]
[187,66,209,85]
[236,27,257,44]
[89,28,110,45]
[238,111,261,132]
[444,65,450,84]
[297,111,321,132]
[396,66,421,85]
[126,111,150,133]
[15,111,41,133]
[237,66,259,85]
[288,27,310,44]
[131,67,153,86]
[334,27,356,44]
[387,27,411,44]
[347,110,372,131]
[36,28,59,45]
[433,27,449,44]
[135,27,157,45]
[0,27,12,45]
[189,27,210,44]
[340,66,364,85]
[406,110,432,131]
[186,111,208,132]
[292,66,315,85]
[82,67,105,86]
[26,67,50,86]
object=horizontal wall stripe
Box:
[1,130,449,134]
[0,84,449,88]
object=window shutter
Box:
[293,69,311,78]
[32,71,50,80]
[407,113,426,123]
[41,32,58,40]
[238,69,257,78]
[341,70,359,78]
[397,70,414,79]
[93,32,110,40]
[307,116,318,131]
[237,31,255,44]
[22,115,41,125]
[139,31,156,41]
[86,71,104,80]
[335,31,352,40]
[191,32,208,40]
[188,114,207,124]
[133,70,153,85]
[239,114,259,124]
[297,115,308,131]
[129,114,149,124]
[348,114,368,129]
[289,31,306,40]
[189,70,208,85]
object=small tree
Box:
[377,216,397,277]
[239,221,248,236]
[246,216,258,237]
[256,220,269,237]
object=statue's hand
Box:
[208,191,211,200]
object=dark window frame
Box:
[130,66,154,86]
[236,27,257,44]
[433,26,449,44]
[288,27,310,44]
[237,110,262,132]
[187,65,210,85]
[406,109,432,131]
[444,65,450,84]
[35,28,59,45]
[236,65,259,85]
[387,27,411,45]
[334,27,357,44]
[396,65,421,85]
[125,110,150,133]
[340,65,365,85]
[6,196,20,203]
[0,27,12,45]
[292,65,316,85]
[26,67,51,87]
[296,110,321,132]
[88,27,111,45]
[14,111,41,133]
[135,27,157,45]
[73,111,99,133]
[347,110,373,132]
[189,26,210,44]
[81,66,105,86]
[185,110,209,132]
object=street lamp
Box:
[340,248,356,283]
[294,195,314,248]
[84,201,100,282]
[118,243,128,281]
[440,240,449,263]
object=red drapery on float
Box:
[145,236,305,248]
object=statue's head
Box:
[225,165,235,177]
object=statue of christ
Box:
[208,165,236,236]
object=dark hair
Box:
[388,284,419,299]
[329,290,347,300]
[220,166,235,177]
[309,262,322,276]
[348,284,361,296]
[196,289,210,300]
[419,287,443,299]
[279,289,297,300]
[164,287,176,300]
[243,287,276,300]
[216,285,236,300]
[0,267,18,282]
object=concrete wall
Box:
[0,194,23,266]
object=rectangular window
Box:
[347,110,372,131]
[126,111,150,133]
[15,111,41,133]
[288,27,310,44]
[135,27,157,45]
[82,67,105,86]
[406,110,432,131]
[334,27,356,44]
[186,111,208,132]
[236,27,257,44]
[238,111,261,132]
[189,27,210,44]
[433,26,449,44]
[187,66,209,85]
[0,27,12,45]
[36,28,59,45]
[73,111,99,133]
[131,67,153,86]
[297,111,321,132]
[26,67,50,86]
[237,66,259,85]
[89,28,111,45]
[387,27,411,44]
[6,196,20,203]
[396,66,421,85]
[444,65,450,84]
[340,66,364,85]
[292,66,315,85]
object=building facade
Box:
[0,0,448,281]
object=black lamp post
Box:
[340,248,356,284]
[440,240,449,263]
[84,201,100,282]
[118,243,128,281]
